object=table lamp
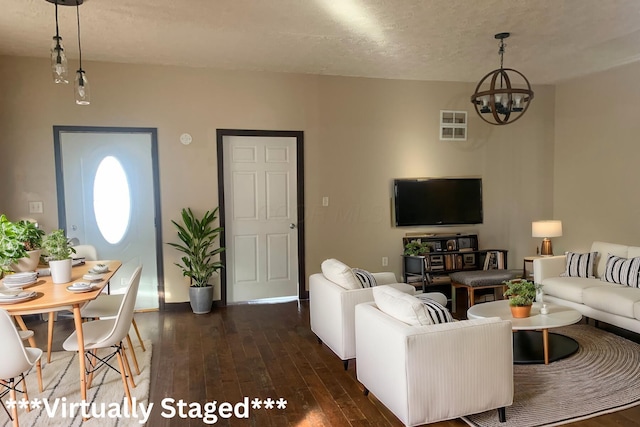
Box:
[532,220,562,256]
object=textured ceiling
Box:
[2,0,640,84]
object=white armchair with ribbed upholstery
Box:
[309,259,446,370]
[355,301,514,426]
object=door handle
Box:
[289,223,296,229]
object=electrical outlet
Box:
[322,196,329,207]
[382,256,388,266]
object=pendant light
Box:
[470,33,534,125]
[73,2,90,105]
[50,1,68,84]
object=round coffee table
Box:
[467,300,582,364]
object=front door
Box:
[219,130,305,303]
[54,126,163,310]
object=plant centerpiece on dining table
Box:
[168,207,224,314]
[503,279,541,318]
[0,215,45,275]
[42,229,76,284]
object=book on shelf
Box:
[483,251,504,270]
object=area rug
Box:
[463,325,640,427]
[1,340,151,427]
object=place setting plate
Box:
[66,282,97,293]
[88,264,109,274]
[82,273,105,281]
[0,290,38,304]
[2,280,38,289]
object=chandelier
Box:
[470,33,533,125]
[45,0,90,105]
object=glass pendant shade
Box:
[50,36,68,84]
[74,70,90,105]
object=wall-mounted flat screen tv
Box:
[393,178,483,226]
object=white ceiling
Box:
[3,0,640,84]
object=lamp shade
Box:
[532,220,563,238]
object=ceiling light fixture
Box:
[45,0,89,105]
[50,1,68,84]
[470,33,534,125]
[73,2,90,105]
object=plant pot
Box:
[11,249,42,272]
[49,259,73,284]
[189,285,214,314]
[510,304,532,318]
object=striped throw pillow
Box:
[601,254,640,287]
[352,268,377,288]
[562,252,598,278]
[416,294,454,324]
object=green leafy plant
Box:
[0,215,45,273]
[404,241,432,256]
[42,229,76,261]
[503,279,540,307]
[168,207,225,287]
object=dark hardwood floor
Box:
[23,300,640,426]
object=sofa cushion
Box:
[352,268,377,288]
[601,255,640,287]
[583,284,640,319]
[321,259,361,290]
[541,276,611,304]
[562,252,598,278]
[591,242,629,278]
[373,285,452,326]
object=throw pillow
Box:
[415,294,454,324]
[561,251,598,278]
[373,286,453,326]
[601,254,640,287]
[352,268,377,288]
[320,259,361,290]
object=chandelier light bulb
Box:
[74,70,90,105]
[50,36,68,84]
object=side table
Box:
[523,255,544,280]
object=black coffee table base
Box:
[513,330,579,364]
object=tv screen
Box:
[393,178,483,226]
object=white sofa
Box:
[355,301,513,426]
[309,270,446,369]
[534,241,640,334]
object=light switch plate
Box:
[28,201,43,214]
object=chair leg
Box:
[498,407,506,423]
[115,347,132,408]
[125,334,141,375]
[131,318,145,352]
[87,350,98,389]
[21,374,30,413]
[47,312,55,364]
[121,345,136,389]
[9,380,19,427]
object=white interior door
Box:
[58,130,159,310]
[223,135,298,303]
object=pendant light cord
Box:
[55,1,60,40]
[76,3,83,71]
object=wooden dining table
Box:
[2,260,122,404]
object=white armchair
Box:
[309,270,446,369]
[355,302,514,426]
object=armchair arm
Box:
[533,255,566,283]
[356,303,513,426]
[372,272,398,285]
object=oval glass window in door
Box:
[93,156,131,244]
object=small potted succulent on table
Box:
[42,229,76,284]
[503,279,541,318]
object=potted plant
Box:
[168,207,225,314]
[404,241,432,256]
[0,215,45,275]
[42,229,76,284]
[503,279,541,318]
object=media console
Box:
[401,233,508,306]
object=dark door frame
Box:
[52,125,165,310]
[216,129,306,306]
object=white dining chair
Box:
[80,292,146,375]
[0,308,43,427]
[62,266,143,408]
[16,327,43,393]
